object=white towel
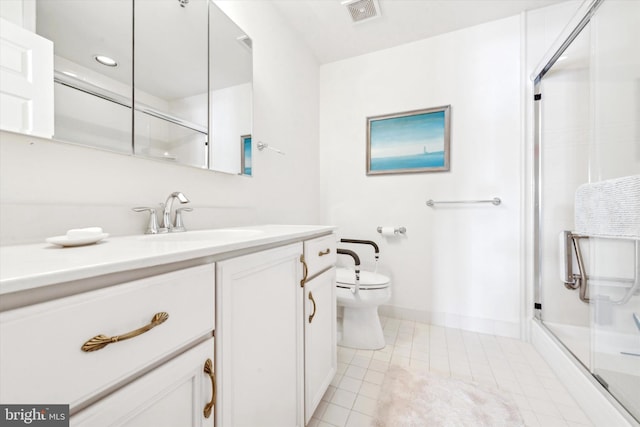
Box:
[574,175,640,238]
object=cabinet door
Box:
[216,243,304,427]
[71,338,215,427]
[0,17,53,138]
[304,267,337,424]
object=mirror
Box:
[24,0,252,173]
[209,3,253,175]
[134,0,208,168]
[36,0,133,154]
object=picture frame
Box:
[240,134,252,176]
[366,105,451,175]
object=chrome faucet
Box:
[162,191,190,232]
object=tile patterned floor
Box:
[308,317,594,427]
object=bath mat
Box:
[373,366,524,427]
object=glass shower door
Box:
[588,0,640,419]
[537,12,592,369]
[535,0,640,422]
[589,238,640,420]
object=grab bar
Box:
[340,239,379,255]
[426,197,501,207]
[336,249,361,295]
[341,238,381,273]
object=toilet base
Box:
[339,306,386,350]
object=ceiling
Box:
[34,0,575,99]
[37,0,252,101]
[270,0,573,64]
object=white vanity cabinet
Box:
[216,243,305,427]
[215,234,337,427]
[302,235,337,424]
[0,263,216,425]
[0,225,337,427]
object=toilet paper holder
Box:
[377,226,406,235]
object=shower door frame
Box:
[532,0,604,321]
[532,0,640,424]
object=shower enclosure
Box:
[533,0,639,423]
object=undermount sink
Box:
[143,228,265,242]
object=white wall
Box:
[319,16,523,337]
[0,0,321,245]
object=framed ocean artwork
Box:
[241,134,252,176]
[366,105,451,175]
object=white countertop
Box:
[0,224,336,295]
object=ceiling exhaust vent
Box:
[341,0,381,24]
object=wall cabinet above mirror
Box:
[0,0,253,175]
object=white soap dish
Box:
[46,233,109,247]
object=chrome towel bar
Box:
[426,197,501,207]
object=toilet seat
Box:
[336,267,390,290]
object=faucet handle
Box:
[133,207,160,234]
[174,207,193,232]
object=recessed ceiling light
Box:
[94,55,118,67]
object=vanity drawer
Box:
[0,264,215,409]
[304,234,337,278]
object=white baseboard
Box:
[379,305,521,339]
[530,319,638,427]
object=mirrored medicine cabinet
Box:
[24,0,253,175]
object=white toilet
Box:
[336,267,391,350]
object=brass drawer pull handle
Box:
[300,254,308,288]
[81,312,169,352]
[308,291,317,323]
[203,358,216,418]
[318,248,331,257]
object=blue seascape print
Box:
[370,110,446,172]
[243,136,252,175]
[370,151,445,170]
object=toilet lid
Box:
[336,267,390,289]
